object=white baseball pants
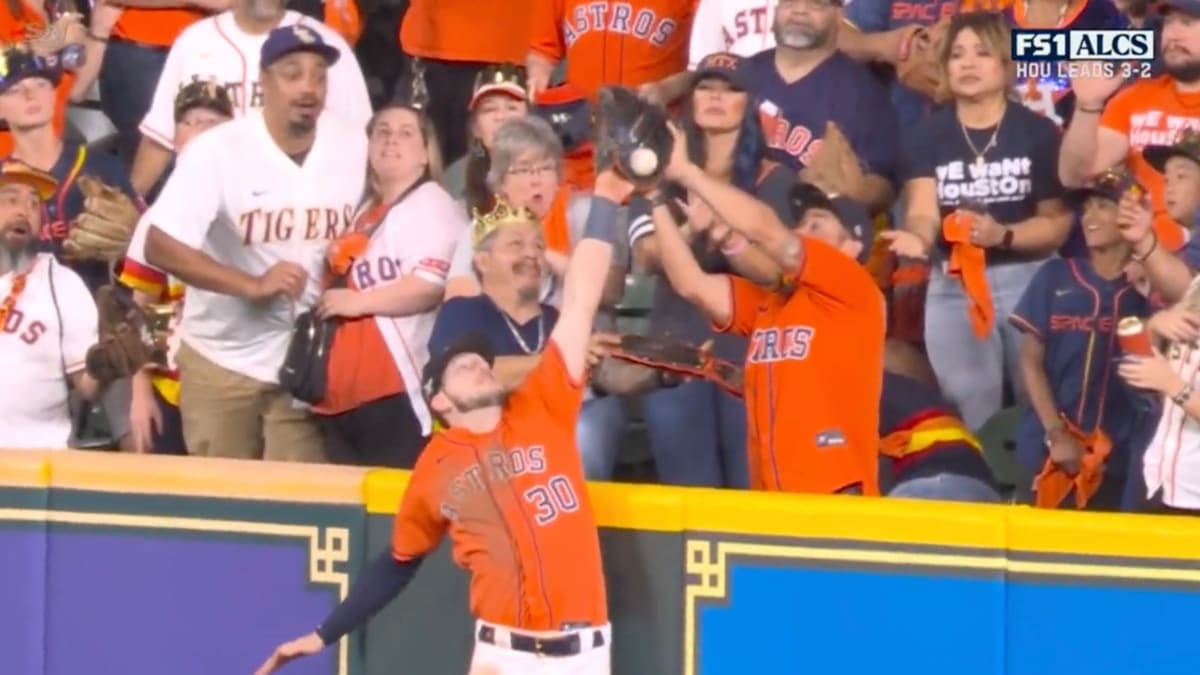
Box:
[466,621,611,675]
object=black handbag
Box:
[279,275,346,405]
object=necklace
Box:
[0,268,32,332]
[500,311,545,354]
[960,109,1005,169]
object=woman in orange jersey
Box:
[119,81,233,454]
[881,13,1072,431]
[311,102,466,468]
[441,64,528,208]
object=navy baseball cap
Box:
[789,182,873,264]
[421,332,496,400]
[1157,0,1200,15]
[0,48,61,94]
[260,24,340,70]
[691,52,753,91]
[1066,167,1143,206]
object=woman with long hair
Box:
[442,64,528,210]
[312,101,466,468]
[629,52,795,489]
[883,12,1072,431]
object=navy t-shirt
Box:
[1008,257,1152,475]
[900,102,1069,263]
[31,142,137,291]
[428,294,561,359]
[748,50,899,182]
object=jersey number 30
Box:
[524,475,579,525]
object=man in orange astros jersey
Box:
[647,123,886,495]
[527,0,697,104]
[252,169,632,675]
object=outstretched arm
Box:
[548,170,631,381]
[646,194,732,327]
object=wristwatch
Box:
[1000,227,1014,250]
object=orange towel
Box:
[542,187,573,255]
[942,212,994,339]
[1035,416,1112,509]
[324,0,363,47]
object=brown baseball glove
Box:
[63,175,140,262]
[801,121,865,198]
[896,18,952,103]
[85,285,153,386]
[607,334,743,397]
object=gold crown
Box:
[473,63,527,93]
[471,198,537,247]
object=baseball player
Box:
[119,80,235,455]
[129,0,370,197]
[689,0,777,67]
[650,124,887,495]
[0,161,101,448]
[253,169,631,675]
[142,26,367,462]
[1011,169,1155,510]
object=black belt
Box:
[477,624,605,657]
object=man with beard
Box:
[748,0,898,212]
[0,161,102,448]
[129,0,369,197]
[143,26,367,463]
[1059,0,1200,294]
[254,168,630,675]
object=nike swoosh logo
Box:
[1055,289,1071,297]
[251,190,268,196]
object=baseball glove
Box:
[63,175,140,262]
[607,334,743,397]
[801,122,865,198]
[85,285,153,386]
[593,86,674,189]
[896,19,951,103]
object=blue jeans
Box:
[641,381,748,488]
[576,395,627,481]
[99,40,168,165]
[925,261,1045,430]
[888,473,1003,503]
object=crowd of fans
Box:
[3,0,1200,516]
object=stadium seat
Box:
[975,405,1022,494]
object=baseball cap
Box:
[691,52,753,91]
[260,24,340,70]
[1157,0,1200,15]
[421,332,496,400]
[0,160,57,201]
[789,182,873,264]
[0,48,61,94]
[174,80,234,123]
[1065,166,1142,206]
[533,83,592,152]
[1143,127,1200,172]
[469,64,527,111]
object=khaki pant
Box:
[175,342,325,462]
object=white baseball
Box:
[629,147,658,176]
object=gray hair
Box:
[486,116,564,191]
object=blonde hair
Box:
[938,12,1018,101]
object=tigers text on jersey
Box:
[0,255,96,448]
[689,0,776,68]
[139,10,371,150]
[147,110,367,385]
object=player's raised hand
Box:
[1148,307,1200,343]
[253,631,324,675]
[1069,66,1124,110]
[249,262,309,303]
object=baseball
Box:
[629,147,658,176]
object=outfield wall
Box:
[2,450,1199,675]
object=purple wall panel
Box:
[0,528,48,675]
[44,530,339,675]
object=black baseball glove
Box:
[593,86,674,189]
[85,285,153,386]
[607,334,743,397]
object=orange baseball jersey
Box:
[1101,75,1200,253]
[113,9,207,48]
[391,341,607,629]
[400,0,532,64]
[717,238,886,495]
[529,0,697,99]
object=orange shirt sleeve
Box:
[529,0,566,61]
[797,237,883,310]
[1098,79,1142,136]
[391,462,447,561]
[714,274,768,337]
[511,338,585,421]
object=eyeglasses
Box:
[506,163,557,179]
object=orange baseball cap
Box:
[0,161,57,201]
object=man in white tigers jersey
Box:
[143,25,367,463]
[129,0,370,197]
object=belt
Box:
[477,624,605,657]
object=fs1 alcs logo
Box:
[1011,29,1156,81]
